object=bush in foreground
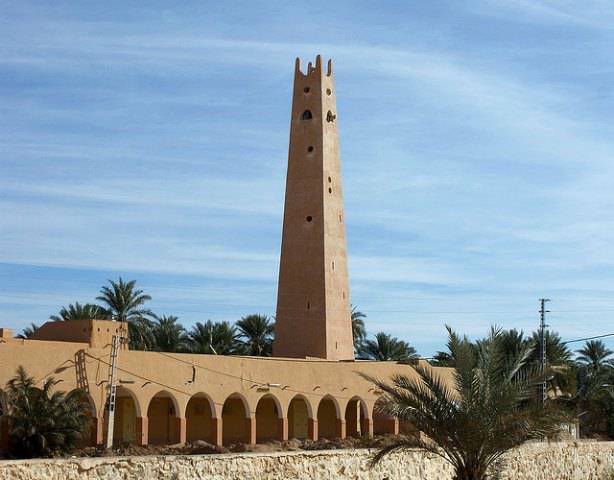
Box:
[6,366,91,458]
[366,326,567,480]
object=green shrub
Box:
[6,366,91,458]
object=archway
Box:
[288,395,311,440]
[317,396,339,439]
[186,393,215,444]
[147,390,180,445]
[255,394,281,443]
[373,397,398,435]
[222,394,250,445]
[344,397,368,438]
[112,387,139,444]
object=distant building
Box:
[0,57,452,450]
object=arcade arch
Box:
[344,397,368,438]
[222,393,250,445]
[288,395,312,440]
[317,395,340,439]
[186,393,216,444]
[147,390,180,445]
[255,394,282,443]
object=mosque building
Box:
[0,57,452,450]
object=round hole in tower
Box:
[328,187,333,194]
[326,88,332,96]
[307,146,314,153]
[301,110,313,120]
[328,176,332,183]
[306,215,313,222]
[304,86,310,93]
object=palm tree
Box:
[6,366,91,458]
[96,278,154,350]
[50,302,109,322]
[16,323,39,339]
[236,314,274,356]
[351,306,367,353]
[499,329,528,365]
[574,340,614,436]
[576,340,613,372]
[151,315,187,353]
[366,326,564,480]
[187,320,241,355]
[528,330,572,365]
[431,326,476,367]
[360,332,418,361]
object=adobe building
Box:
[0,56,452,451]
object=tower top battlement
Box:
[294,55,333,78]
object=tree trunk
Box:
[454,465,487,480]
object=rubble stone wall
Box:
[1,442,613,480]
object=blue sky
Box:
[2,1,614,356]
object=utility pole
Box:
[105,334,121,449]
[539,298,550,408]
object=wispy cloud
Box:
[2,1,614,354]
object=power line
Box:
[562,332,614,345]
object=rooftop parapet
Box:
[29,319,128,349]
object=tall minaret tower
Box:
[274,56,354,361]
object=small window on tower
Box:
[306,215,313,222]
[303,86,310,93]
[326,110,336,123]
[307,146,314,153]
[301,110,313,120]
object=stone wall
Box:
[1,442,613,480]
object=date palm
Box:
[187,320,241,355]
[432,327,475,367]
[96,278,154,350]
[6,366,91,458]
[360,332,418,361]
[50,302,109,322]
[528,330,571,365]
[236,314,274,356]
[351,306,367,353]
[576,340,613,372]
[367,326,564,480]
[16,323,39,339]
[151,315,187,353]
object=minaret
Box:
[273,56,354,361]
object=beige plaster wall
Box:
[1,442,613,480]
[0,332,454,448]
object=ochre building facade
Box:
[0,57,452,451]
